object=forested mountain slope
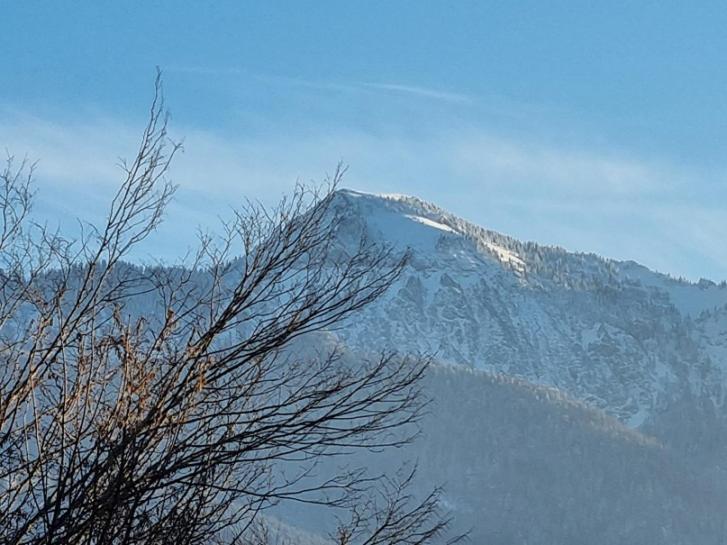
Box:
[275,360,727,545]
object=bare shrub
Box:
[0,74,456,545]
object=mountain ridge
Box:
[335,188,727,294]
[329,188,727,429]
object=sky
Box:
[3,1,727,280]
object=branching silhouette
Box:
[0,74,459,545]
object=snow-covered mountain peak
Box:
[333,188,464,241]
[334,188,629,285]
[333,188,530,273]
[329,188,727,426]
[333,188,727,316]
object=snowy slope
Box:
[331,189,727,427]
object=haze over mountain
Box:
[117,188,727,543]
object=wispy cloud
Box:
[1,105,725,280]
[447,132,678,197]
[168,68,473,105]
[166,65,246,77]
[362,83,472,104]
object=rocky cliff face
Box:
[331,189,727,429]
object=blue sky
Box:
[3,1,727,280]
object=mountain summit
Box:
[331,188,727,430]
[271,189,727,544]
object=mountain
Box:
[330,189,727,437]
[260,188,726,544]
[100,189,727,542]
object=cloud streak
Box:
[362,83,472,104]
[170,68,474,106]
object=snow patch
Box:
[405,214,457,233]
[483,241,525,271]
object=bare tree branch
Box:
[0,74,456,545]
